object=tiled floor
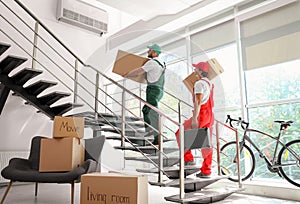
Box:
[0,182,299,204]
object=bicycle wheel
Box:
[278,139,300,187]
[220,141,255,182]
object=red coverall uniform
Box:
[175,78,214,175]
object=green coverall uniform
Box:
[142,59,165,144]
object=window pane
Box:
[245,59,300,104]
[162,60,192,120]
[162,38,187,63]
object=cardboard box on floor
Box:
[80,172,148,204]
[39,137,85,172]
[183,58,224,93]
[112,50,149,84]
[53,116,84,139]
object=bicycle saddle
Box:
[274,120,293,125]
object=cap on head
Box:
[192,62,210,73]
[147,44,161,55]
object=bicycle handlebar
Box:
[226,115,249,130]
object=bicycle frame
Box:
[240,128,300,169]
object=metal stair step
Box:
[137,165,201,179]
[84,117,145,129]
[50,102,83,116]
[24,80,57,96]
[0,55,27,74]
[124,155,179,166]
[110,120,145,129]
[84,120,106,127]
[92,126,142,136]
[71,111,142,122]
[114,146,178,155]
[164,187,244,203]
[37,91,71,106]
[0,43,10,56]
[151,175,229,192]
[106,135,154,146]
[10,68,43,86]
[106,135,175,146]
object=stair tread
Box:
[106,135,174,142]
[0,55,27,74]
[11,68,43,85]
[164,187,244,203]
[86,119,144,129]
[25,80,57,95]
[152,175,229,187]
[38,91,71,98]
[114,145,178,155]
[115,146,178,150]
[37,91,71,106]
[125,155,179,160]
[139,165,201,179]
[70,111,142,122]
[125,155,179,166]
[50,102,83,116]
[0,43,10,56]
[91,126,144,136]
[137,165,201,173]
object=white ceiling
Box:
[94,0,206,20]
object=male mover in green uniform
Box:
[125,44,165,145]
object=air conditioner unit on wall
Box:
[57,0,108,36]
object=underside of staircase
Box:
[0,43,82,119]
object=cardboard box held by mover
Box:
[112,50,149,84]
[80,173,148,204]
[39,137,85,172]
[53,116,84,138]
[183,58,224,93]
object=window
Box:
[245,60,300,104]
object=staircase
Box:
[0,43,82,118]
[0,45,242,203]
[0,0,244,203]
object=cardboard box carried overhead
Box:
[81,172,148,204]
[53,116,84,139]
[112,50,149,84]
[207,58,224,80]
[39,137,85,172]
[183,58,224,93]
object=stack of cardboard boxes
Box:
[39,116,85,172]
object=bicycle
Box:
[220,115,300,187]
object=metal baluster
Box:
[94,73,99,120]
[121,88,126,147]
[158,115,163,183]
[32,22,39,69]
[178,102,185,199]
[73,59,78,103]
